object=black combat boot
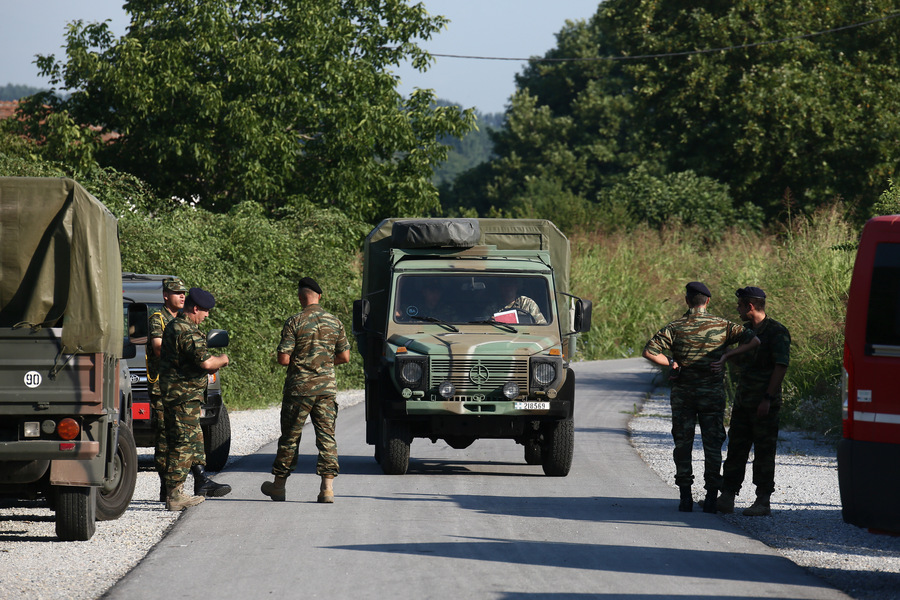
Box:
[191,465,232,497]
[678,486,693,512]
[702,489,718,513]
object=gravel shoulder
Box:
[629,387,900,600]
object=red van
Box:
[839,215,900,533]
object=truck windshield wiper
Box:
[469,319,518,333]
[410,315,459,332]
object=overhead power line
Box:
[405,11,900,63]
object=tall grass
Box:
[569,204,857,435]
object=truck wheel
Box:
[524,440,542,465]
[56,486,97,541]
[203,404,231,472]
[96,425,138,521]
[381,419,411,475]
[541,419,574,477]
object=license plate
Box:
[515,401,550,410]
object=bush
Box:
[598,167,764,238]
[119,202,368,409]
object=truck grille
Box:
[430,358,528,397]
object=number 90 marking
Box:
[24,371,42,388]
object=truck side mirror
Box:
[122,341,137,359]
[127,302,149,343]
[574,298,592,333]
[207,329,230,348]
[353,299,370,335]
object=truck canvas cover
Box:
[0,177,123,356]
[363,218,571,313]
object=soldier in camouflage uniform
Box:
[159,287,231,511]
[643,282,759,513]
[147,277,187,502]
[717,286,791,517]
[261,277,351,503]
[493,279,546,324]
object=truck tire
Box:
[381,419,411,475]
[96,425,138,521]
[203,404,231,472]
[541,419,574,477]
[524,440,542,465]
[56,486,97,541]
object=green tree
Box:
[459,2,900,224]
[18,0,475,220]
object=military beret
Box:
[187,287,216,310]
[736,286,766,299]
[163,277,187,293]
[685,281,711,297]
[298,276,323,295]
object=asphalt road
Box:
[105,358,849,599]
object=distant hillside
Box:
[433,99,503,189]
[0,83,45,101]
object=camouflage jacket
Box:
[732,315,791,406]
[644,306,756,387]
[278,304,350,397]
[146,307,177,396]
[159,314,211,404]
[497,296,547,324]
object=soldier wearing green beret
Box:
[148,277,187,501]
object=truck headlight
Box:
[531,361,557,386]
[397,358,428,389]
[503,382,520,399]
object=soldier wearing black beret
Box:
[262,276,351,503]
[643,282,759,513]
[159,287,231,510]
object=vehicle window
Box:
[865,243,900,347]
[123,302,163,333]
[393,275,552,325]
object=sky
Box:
[0,0,599,115]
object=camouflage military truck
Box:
[121,273,232,471]
[0,177,138,541]
[353,218,592,476]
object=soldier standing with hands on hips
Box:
[261,277,351,503]
[717,286,791,517]
[643,282,759,513]
[159,287,231,511]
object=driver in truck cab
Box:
[493,279,546,324]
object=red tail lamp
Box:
[57,418,81,441]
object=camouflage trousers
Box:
[163,399,206,489]
[150,392,167,476]
[670,384,726,491]
[272,394,339,478]
[722,401,781,496]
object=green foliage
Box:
[599,167,764,237]
[571,204,857,435]
[18,0,475,219]
[119,201,368,408]
[432,105,501,190]
[871,179,900,217]
[455,1,900,225]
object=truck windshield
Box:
[393,275,552,325]
[866,242,900,348]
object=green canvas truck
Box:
[353,218,592,476]
[0,177,138,541]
